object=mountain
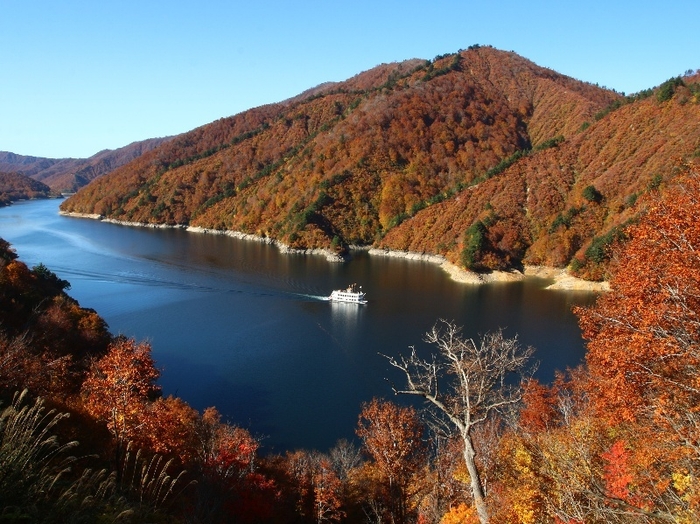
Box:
[0,172,52,206]
[60,46,700,278]
[0,136,173,193]
[380,72,700,279]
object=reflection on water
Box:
[331,301,364,325]
[0,199,599,452]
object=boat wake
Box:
[294,293,330,301]
[50,263,338,304]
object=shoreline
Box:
[368,248,609,291]
[60,211,609,291]
[60,211,346,262]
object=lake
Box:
[0,199,597,452]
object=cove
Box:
[0,199,598,452]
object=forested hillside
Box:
[60,46,655,277]
[381,73,700,279]
[0,172,52,205]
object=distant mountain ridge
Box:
[0,136,173,193]
[60,46,700,279]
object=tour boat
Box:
[328,284,367,304]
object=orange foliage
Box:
[62,46,624,263]
[579,162,700,421]
[81,337,161,450]
[440,503,480,524]
[356,398,426,489]
[16,150,700,521]
[313,458,346,523]
[382,88,700,275]
[518,379,558,433]
[0,239,110,399]
[137,395,201,465]
[59,52,700,280]
[0,172,51,204]
[356,398,426,524]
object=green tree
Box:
[461,220,487,270]
[33,262,71,292]
[582,185,602,203]
[656,76,684,102]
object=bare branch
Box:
[383,319,534,524]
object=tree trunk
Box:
[462,433,489,524]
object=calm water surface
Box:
[0,199,597,451]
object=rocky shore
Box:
[60,211,608,291]
[368,248,609,291]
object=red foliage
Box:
[81,337,161,450]
[195,407,277,522]
[579,162,700,421]
[519,379,559,433]
[601,440,635,502]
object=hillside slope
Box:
[380,76,700,279]
[0,136,172,192]
[62,47,620,259]
[0,172,52,205]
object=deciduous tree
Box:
[385,320,534,524]
[575,162,700,521]
[81,336,161,469]
[194,407,275,522]
[579,163,700,421]
[356,398,426,524]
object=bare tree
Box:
[384,319,535,524]
[329,438,363,482]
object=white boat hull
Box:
[328,286,367,304]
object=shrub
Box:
[582,185,603,203]
[585,225,627,265]
[32,263,71,292]
[648,173,663,191]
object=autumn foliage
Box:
[6,164,700,521]
[0,172,52,205]
[579,163,700,420]
[0,238,276,521]
[381,77,700,278]
[59,48,700,281]
[0,138,171,193]
[61,47,618,264]
[81,336,162,464]
[356,398,426,524]
[5,53,700,520]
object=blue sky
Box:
[2,1,698,159]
